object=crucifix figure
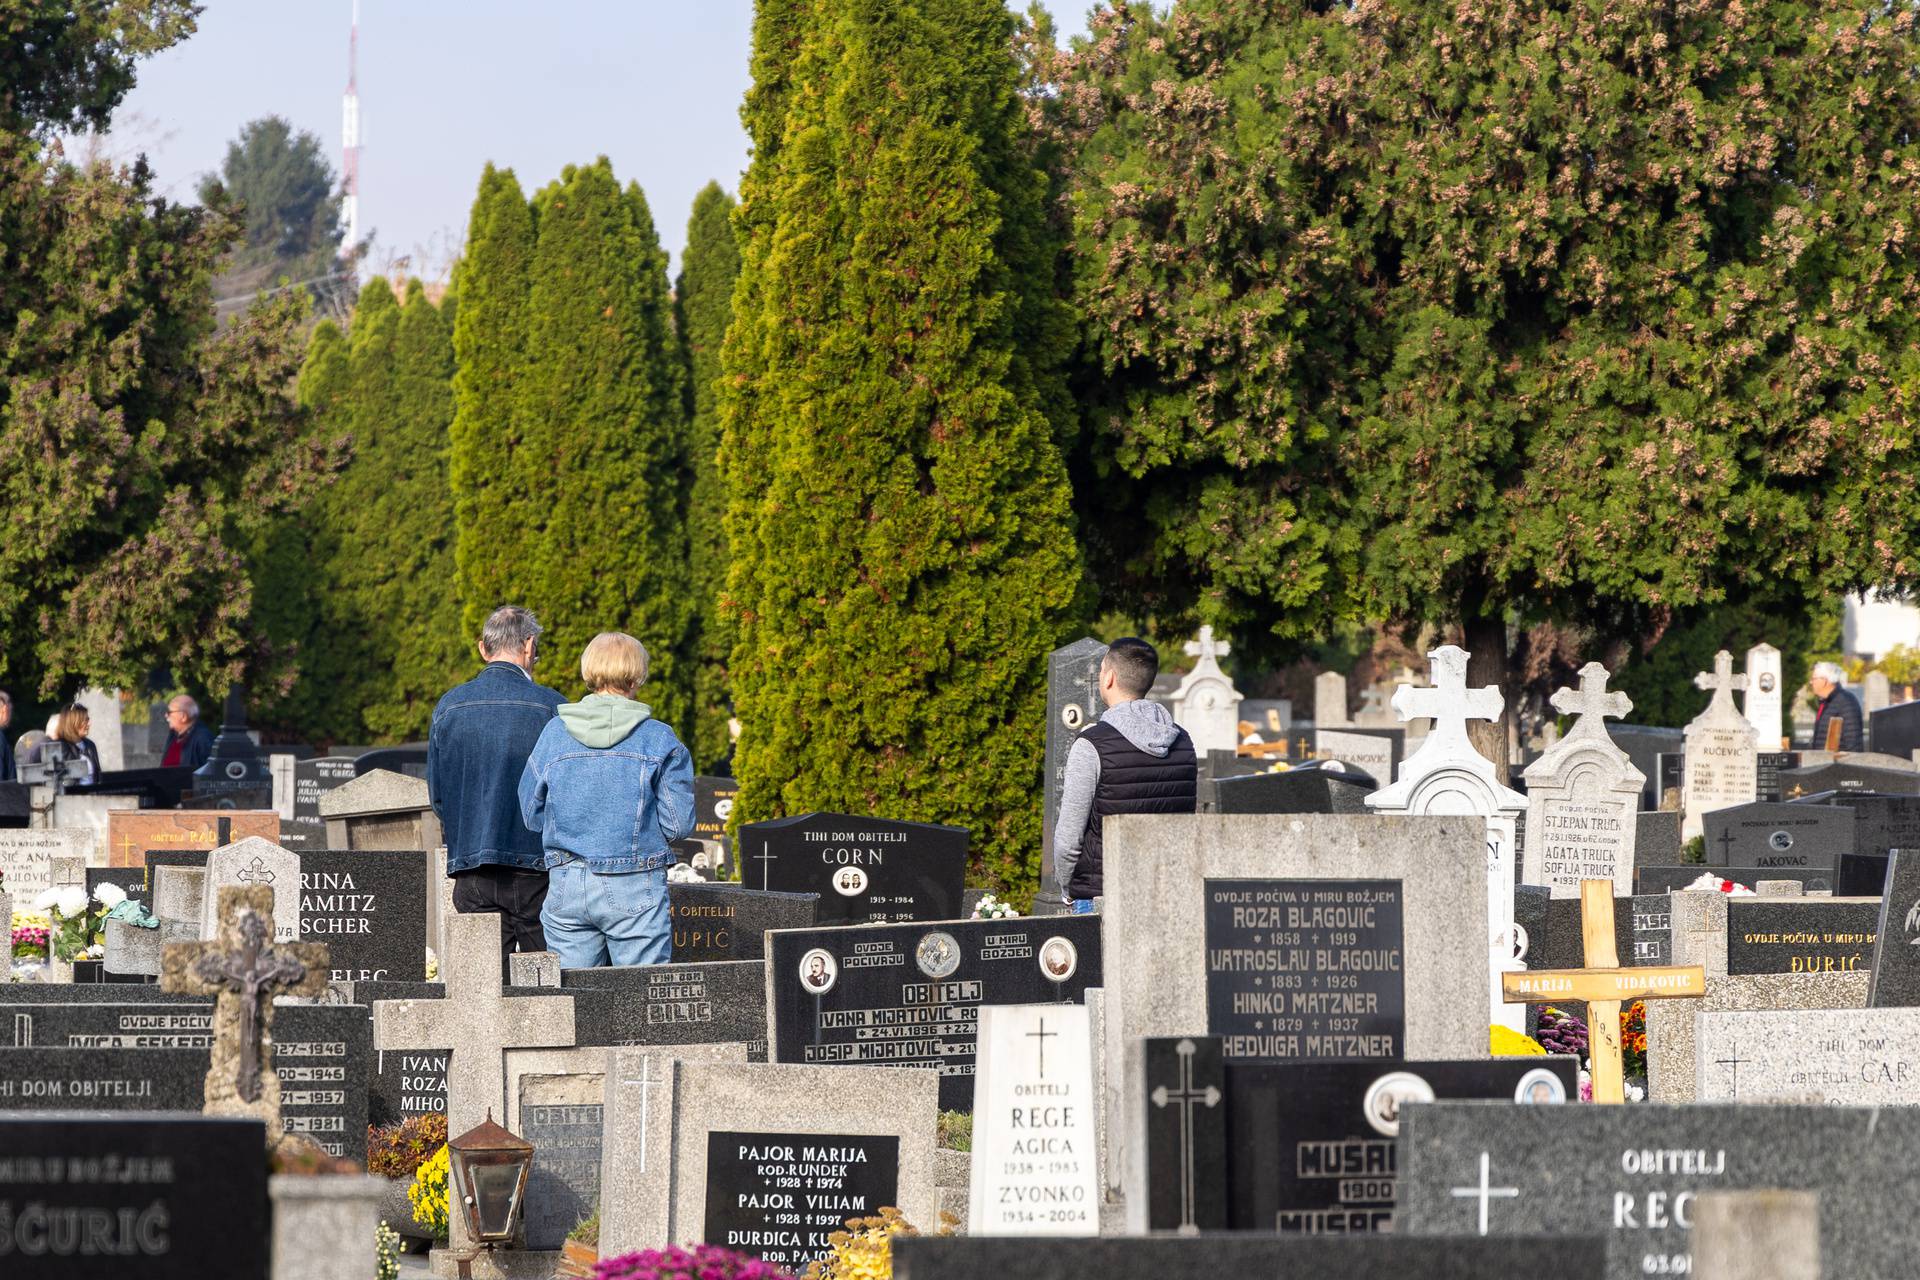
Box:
[1449,1152,1519,1236]
[1026,1017,1057,1079]
[161,885,328,1138]
[1502,880,1706,1103]
[1150,1038,1221,1235]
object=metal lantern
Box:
[446,1110,534,1246]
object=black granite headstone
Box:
[1239,699,1292,742]
[739,812,966,924]
[1203,878,1403,1062]
[298,849,427,983]
[1141,1035,1229,1233]
[560,960,770,1059]
[1606,724,1684,810]
[1725,899,1879,976]
[891,1235,1606,1280]
[1870,702,1920,762]
[1869,850,1920,1007]
[703,1130,899,1271]
[1756,751,1803,803]
[1840,851,1893,897]
[767,915,1100,1111]
[1701,802,1853,871]
[521,1090,602,1250]
[1780,761,1920,799]
[294,756,360,821]
[1803,791,1920,860]
[1629,895,1671,966]
[670,882,819,962]
[1212,765,1378,815]
[0,1113,270,1279]
[1655,752,1684,807]
[1633,812,1682,869]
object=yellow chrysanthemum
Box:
[1490,1025,1547,1056]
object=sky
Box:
[98,2,1093,282]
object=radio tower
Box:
[341,0,362,251]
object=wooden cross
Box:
[1550,662,1632,744]
[1693,649,1748,715]
[1392,645,1503,751]
[1501,879,1705,1103]
[161,885,327,1134]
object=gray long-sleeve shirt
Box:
[1052,697,1186,895]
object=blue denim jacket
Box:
[427,662,566,873]
[517,707,695,873]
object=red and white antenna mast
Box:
[342,0,362,250]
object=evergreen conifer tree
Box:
[677,182,741,770]
[722,0,1080,897]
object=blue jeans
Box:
[1068,898,1098,915]
[539,859,670,968]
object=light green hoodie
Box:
[557,693,653,748]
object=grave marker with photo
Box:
[738,812,966,924]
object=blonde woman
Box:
[517,633,694,967]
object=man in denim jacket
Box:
[428,605,567,965]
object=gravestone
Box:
[1315,671,1348,727]
[1212,764,1377,815]
[317,767,441,851]
[1169,626,1243,756]
[669,882,818,963]
[151,863,206,925]
[1725,898,1879,975]
[1101,813,1492,1202]
[1701,802,1853,872]
[1840,850,1892,897]
[1681,651,1758,842]
[561,959,770,1059]
[1656,752,1685,808]
[594,1059,939,1270]
[0,827,92,898]
[1743,642,1784,748]
[199,836,302,943]
[1133,1039,1578,1234]
[300,848,427,983]
[520,1071,605,1249]
[1521,663,1642,898]
[1634,812,1682,868]
[1869,700,1920,762]
[1630,895,1673,966]
[1607,724,1684,810]
[1756,752,1803,802]
[160,885,329,1144]
[88,864,150,910]
[0,1000,370,1160]
[1645,970,1870,1102]
[1868,849,1920,1007]
[737,812,966,924]
[105,809,279,868]
[767,915,1101,1111]
[1866,670,1894,717]
[1695,1005,1920,1104]
[0,1114,269,1280]
[1398,1103,1920,1280]
[1040,638,1108,913]
[293,755,360,822]
[1310,727,1402,783]
[1807,791,1920,860]
[968,1003,1099,1235]
[891,1236,1606,1280]
[1781,760,1920,798]
[1364,645,1528,1028]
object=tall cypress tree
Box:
[677,182,741,770]
[500,159,691,722]
[722,0,1081,897]
[449,165,535,641]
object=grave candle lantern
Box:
[448,1110,534,1247]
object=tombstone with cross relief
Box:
[1170,626,1244,756]
[1681,649,1759,842]
[1522,661,1644,898]
[1366,645,1529,1029]
[200,835,301,943]
[967,1003,1100,1235]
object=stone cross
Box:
[1550,662,1633,744]
[1390,645,1502,755]
[1184,625,1229,666]
[1149,1038,1220,1236]
[1694,650,1748,714]
[160,885,328,1141]
[1502,880,1706,1103]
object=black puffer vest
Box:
[1069,719,1198,900]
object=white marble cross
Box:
[1694,650,1748,713]
[1550,662,1633,744]
[1184,626,1230,665]
[1391,644,1502,750]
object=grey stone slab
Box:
[317,767,429,819]
[1101,813,1493,1214]
[1692,1190,1820,1280]
[519,1070,604,1249]
[1702,802,1852,871]
[560,959,769,1059]
[1724,898,1879,975]
[1398,1102,1920,1280]
[890,1236,1607,1280]
[103,916,197,977]
[0,827,93,898]
[1869,848,1920,1006]
[0,1114,268,1278]
[151,863,206,923]
[596,1059,940,1270]
[767,915,1100,1111]
[1310,726,1403,783]
[1695,1005,1920,1103]
[1646,971,1870,1102]
[202,836,301,942]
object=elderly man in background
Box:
[1809,661,1865,752]
[428,604,566,966]
[0,691,14,783]
[160,695,216,770]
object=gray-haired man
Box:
[1809,661,1864,752]
[428,605,566,964]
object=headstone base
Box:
[428,1248,562,1279]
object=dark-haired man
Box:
[1052,637,1198,913]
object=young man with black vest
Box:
[1053,637,1198,913]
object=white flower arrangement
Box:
[970,893,1018,920]
[33,885,88,922]
[92,882,127,910]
